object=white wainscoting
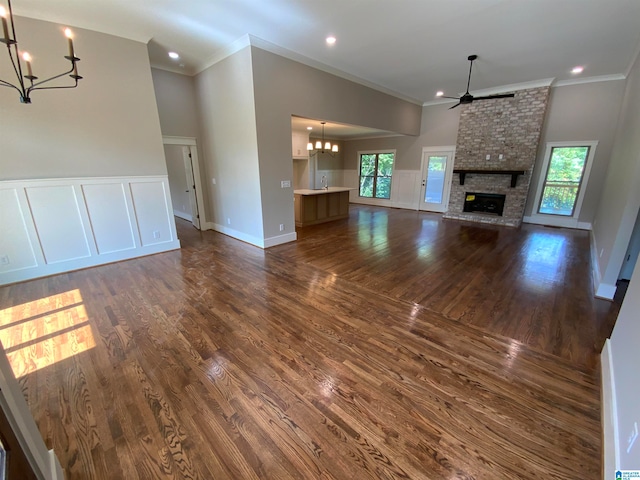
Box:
[0,176,180,286]
[344,169,421,210]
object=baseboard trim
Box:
[523,215,592,230]
[596,282,617,300]
[264,232,297,248]
[0,240,181,286]
[601,339,620,473]
[590,230,602,293]
[205,222,266,248]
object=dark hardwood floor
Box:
[0,205,622,479]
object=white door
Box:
[182,146,200,229]
[419,150,454,212]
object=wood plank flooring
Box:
[0,206,621,479]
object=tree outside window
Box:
[538,146,589,216]
[359,152,394,199]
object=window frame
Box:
[531,141,597,222]
[357,150,396,200]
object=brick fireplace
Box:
[443,86,550,227]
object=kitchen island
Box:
[294,187,353,227]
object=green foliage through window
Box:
[538,146,589,216]
[359,152,394,199]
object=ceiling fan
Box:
[439,55,515,109]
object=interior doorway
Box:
[419,146,455,213]
[619,207,640,281]
[162,136,205,230]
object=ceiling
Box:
[12,0,640,106]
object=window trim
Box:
[531,141,597,222]
[357,149,396,200]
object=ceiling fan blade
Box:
[439,95,460,100]
[473,93,515,101]
[449,102,461,110]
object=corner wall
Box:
[598,50,640,470]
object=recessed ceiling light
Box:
[326,36,336,45]
[168,51,180,59]
[571,66,584,74]
[307,126,313,130]
[435,91,444,97]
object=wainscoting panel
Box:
[0,189,38,274]
[0,176,180,286]
[129,180,174,247]
[25,185,92,265]
[82,183,136,255]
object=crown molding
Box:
[553,74,626,87]
[193,34,423,105]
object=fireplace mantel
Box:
[453,169,526,188]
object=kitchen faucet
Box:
[321,175,328,190]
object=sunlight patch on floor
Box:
[0,289,96,378]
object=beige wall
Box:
[151,68,210,221]
[194,46,264,241]
[151,68,201,138]
[0,16,166,180]
[525,80,626,220]
[250,46,423,239]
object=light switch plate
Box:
[281,180,291,188]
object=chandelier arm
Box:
[27,62,76,90]
[0,79,23,95]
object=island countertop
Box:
[293,186,354,196]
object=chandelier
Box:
[0,0,82,104]
[307,122,339,157]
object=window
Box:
[359,151,395,199]
[537,145,591,216]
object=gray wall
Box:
[194,46,264,240]
[250,46,423,240]
[0,16,165,180]
[343,102,461,171]
[525,80,626,220]
[151,68,201,138]
[151,67,209,221]
[593,51,640,467]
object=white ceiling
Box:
[12,0,640,107]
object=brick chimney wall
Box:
[444,86,550,227]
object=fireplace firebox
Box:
[463,192,506,216]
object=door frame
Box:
[418,146,456,212]
[162,136,205,230]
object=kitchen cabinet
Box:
[292,132,309,159]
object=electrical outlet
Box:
[212,178,216,185]
[0,255,9,265]
[153,230,161,239]
[227,218,231,225]
[628,422,638,453]
[499,154,504,160]
[279,224,284,232]
[281,180,291,188]
[485,154,491,160]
